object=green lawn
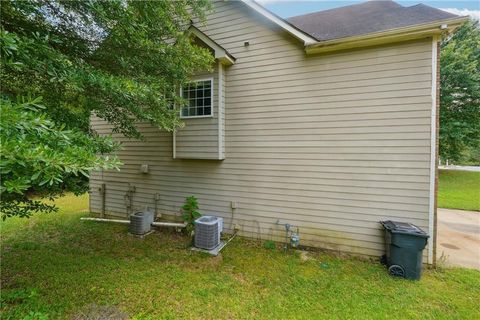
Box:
[438,169,480,211]
[1,194,479,320]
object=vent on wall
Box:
[194,216,223,250]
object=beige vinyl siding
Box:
[174,65,220,159]
[90,0,434,261]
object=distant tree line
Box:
[440,20,480,165]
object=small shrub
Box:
[181,196,201,236]
[264,240,276,250]
[0,288,38,306]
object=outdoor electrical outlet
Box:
[231,201,237,209]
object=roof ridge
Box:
[408,3,426,8]
[287,0,402,20]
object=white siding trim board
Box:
[218,61,224,160]
[428,36,438,264]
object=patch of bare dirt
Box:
[72,304,129,320]
[299,250,313,262]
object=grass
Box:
[438,169,480,211]
[1,194,479,320]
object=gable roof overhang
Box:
[188,25,236,65]
[240,0,318,45]
[239,0,468,55]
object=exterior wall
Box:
[90,1,436,261]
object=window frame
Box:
[180,78,214,119]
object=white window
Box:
[181,79,213,118]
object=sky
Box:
[258,0,480,20]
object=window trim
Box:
[180,78,214,119]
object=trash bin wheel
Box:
[388,265,405,278]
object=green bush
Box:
[181,196,201,236]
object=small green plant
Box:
[23,311,49,320]
[264,240,276,250]
[0,288,38,306]
[181,196,201,236]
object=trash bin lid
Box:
[380,220,429,238]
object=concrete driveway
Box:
[437,208,480,269]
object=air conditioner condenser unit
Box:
[194,216,223,250]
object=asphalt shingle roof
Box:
[287,0,459,41]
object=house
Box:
[89,0,467,264]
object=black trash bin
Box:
[380,220,429,280]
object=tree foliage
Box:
[1,0,214,137]
[1,0,214,218]
[0,96,121,219]
[440,20,480,164]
